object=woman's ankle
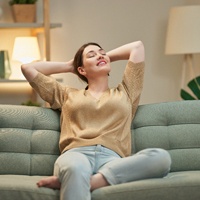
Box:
[90,173,109,191]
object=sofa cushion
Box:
[0,105,61,175]
[91,171,200,200]
[0,175,59,200]
[131,100,200,172]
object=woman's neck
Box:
[87,77,109,93]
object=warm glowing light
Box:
[12,37,41,64]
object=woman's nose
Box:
[97,54,104,59]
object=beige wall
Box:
[1,0,200,105]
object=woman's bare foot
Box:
[90,173,109,191]
[37,176,61,189]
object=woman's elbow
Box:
[130,41,145,63]
[21,63,27,74]
[135,41,144,53]
[21,64,37,82]
[21,63,29,77]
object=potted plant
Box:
[21,100,41,107]
[9,0,38,23]
[181,76,200,100]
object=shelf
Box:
[0,0,62,61]
[0,79,27,83]
[0,78,63,83]
[0,0,62,105]
[0,22,62,29]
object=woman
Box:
[21,41,171,200]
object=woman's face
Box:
[78,45,111,80]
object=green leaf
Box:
[187,76,200,99]
[180,89,196,100]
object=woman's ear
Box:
[77,66,86,76]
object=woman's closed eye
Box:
[87,52,96,58]
[99,49,106,55]
[86,49,106,58]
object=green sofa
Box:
[1,100,200,200]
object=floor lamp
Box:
[165,5,200,93]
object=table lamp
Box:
[165,5,200,90]
[12,36,41,64]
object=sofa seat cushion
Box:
[91,171,200,200]
[0,175,59,200]
[2,172,200,200]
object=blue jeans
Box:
[53,145,171,200]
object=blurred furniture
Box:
[0,0,62,105]
[0,79,37,103]
[0,0,61,61]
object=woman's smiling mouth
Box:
[97,60,107,66]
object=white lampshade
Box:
[165,5,200,55]
[12,37,41,63]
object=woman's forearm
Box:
[107,41,145,63]
[21,59,74,82]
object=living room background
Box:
[0,0,200,105]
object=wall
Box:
[0,0,200,105]
[49,0,200,105]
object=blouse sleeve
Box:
[122,61,145,116]
[29,72,68,109]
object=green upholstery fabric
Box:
[0,105,60,175]
[0,175,59,200]
[92,171,200,200]
[132,100,200,172]
[1,101,200,200]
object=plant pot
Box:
[11,4,36,23]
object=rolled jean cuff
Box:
[99,168,118,185]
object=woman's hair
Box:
[73,42,102,83]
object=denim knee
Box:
[138,148,171,177]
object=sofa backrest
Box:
[131,100,200,172]
[1,100,200,175]
[0,105,60,176]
